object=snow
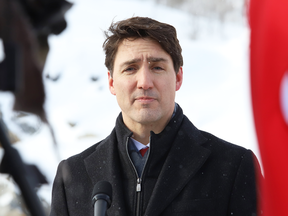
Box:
[0,0,260,205]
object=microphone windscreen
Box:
[92,181,112,199]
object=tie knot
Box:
[139,147,149,157]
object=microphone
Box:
[92,181,112,216]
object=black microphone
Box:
[92,181,112,216]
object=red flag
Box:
[249,0,288,215]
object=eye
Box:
[125,67,134,71]
[124,67,137,73]
[153,66,164,71]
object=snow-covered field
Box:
[0,0,259,205]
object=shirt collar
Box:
[130,138,150,151]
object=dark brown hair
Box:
[103,17,183,75]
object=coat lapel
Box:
[145,119,211,216]
[83,132,128,216]
[83,109,211,216]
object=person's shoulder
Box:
[63,135,109,164]
[199,130,253,159]
[68,128,117,160]
[181,115,250,153]
[57,142,99,169]
[181,114,257,169]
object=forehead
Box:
[115,38,171,61]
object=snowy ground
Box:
[0,0,260,205]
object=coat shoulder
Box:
[200,130,251,157]
[198,130,258,180]
[65,130,116,164]
[181,115,252,157]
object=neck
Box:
[124,117,171,145]
[122,104,177,144]
[129,123,155,145]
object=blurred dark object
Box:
[46,73,61,82]
[0,161,49,214]
[0,173,51,216]
[0,42,18,91]
[0,117,47,216]
[0,0,72,215]
[91,76,99,82]
[0,0,72,121]
[18,0,72,36]
[0,161,48,188]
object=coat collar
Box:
[84,105,211,216]
[84,131,129,215]
[145,114,211,215]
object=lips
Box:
[133,90,158,104]
[135,96,156,102]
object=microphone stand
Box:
[0,116,46,216]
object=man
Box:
[50,17,259,216]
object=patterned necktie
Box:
[139,147,149,157]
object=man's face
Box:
[108,38,183,131]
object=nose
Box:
[137,65,153,90]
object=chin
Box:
[135,112,162,124]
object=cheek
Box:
[165,79,177,98]
[157,81,176,100]
[161,77,176,91]
[114,81,132,98]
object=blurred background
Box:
[0,0,259,214]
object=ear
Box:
[108,71,116,95]
[175,67,183,91]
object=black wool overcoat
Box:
[50,106,259,216]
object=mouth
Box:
[134,96,156,103]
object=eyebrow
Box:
[120,57,168,68]
[147,57,168,63]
